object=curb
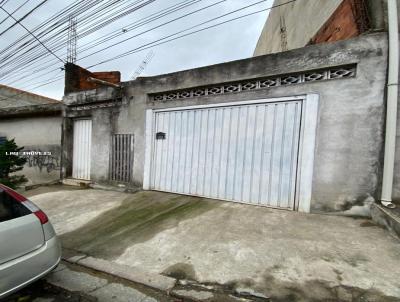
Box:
[371,203,400,239]
[60,249,266,301]
[61,249,177,293]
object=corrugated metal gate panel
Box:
[110,134,134,182]
[72,119,92,180]
[151,101,302,209]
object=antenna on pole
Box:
[130,50,155,80]
[67,15,77,64]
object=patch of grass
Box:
[163,263,197,280]
[61,191,219,259]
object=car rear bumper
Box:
[0,236,61,299]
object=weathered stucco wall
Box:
[116,33,387,214]
[61,93,123,185]
[0,116,62,185]
[254,0,343,56]
[253,0,389,57]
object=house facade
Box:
[0,85,62,185]
[61,31,391,215]
[56,0,400,220]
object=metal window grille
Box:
[109,134,134,182]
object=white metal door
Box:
[150,100,302,209]
[72,119,92,180]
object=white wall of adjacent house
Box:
[0,116,62,185]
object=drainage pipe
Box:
[381,0,399,209]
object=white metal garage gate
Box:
[148,99,304,209]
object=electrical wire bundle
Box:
[0,0,295,102]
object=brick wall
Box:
[309,0,370,44]
[64,63,120,94]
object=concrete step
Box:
[89,182,140,193]
[62,178,92,187]
[371,203,400,239]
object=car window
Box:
[0,189,30,223]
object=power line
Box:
[0,0,152,75]
[0,0,204,84]
[80,0,224,61]
[0,0,10,7]
[87,0,296,68]
[0,0,160,89]
[11,0,295,92]
[0,0,156,79]
[0,0,191,69]
[0,0,105,66]
[0,4,65,64]
[22,0,297,91]
[0,0,101,66]
[0,0,120,75]
[0,0,142,67]
[1,0,296,99]
[0,0,31,27]
[0,0,48,37]
[0,0,206,97]
[4,0,291,91]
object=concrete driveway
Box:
[30,187,400,302]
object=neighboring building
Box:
[253,0,389,56]
[0,84,62,186]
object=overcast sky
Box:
[0,0,272,100]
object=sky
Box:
[0,0,272,100]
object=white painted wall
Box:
[0,116,62,185]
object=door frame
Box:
[143,94,319,213]
[72,118,92,180]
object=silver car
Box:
[0,184,61,299]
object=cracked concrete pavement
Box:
[29,186,400,302]
[47,263,169,302]
[44,262,174,302]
